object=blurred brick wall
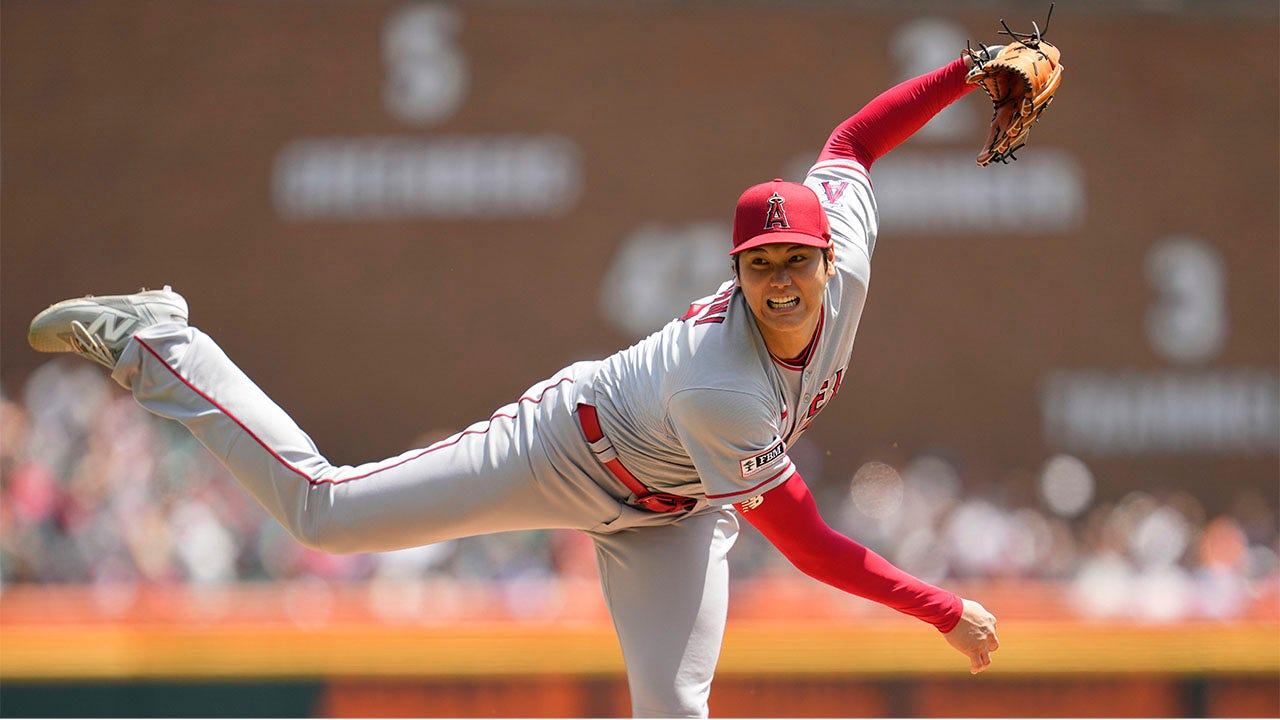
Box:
[3,1,1276,511]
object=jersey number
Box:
[682,287,733,326]
[797,368,845,433]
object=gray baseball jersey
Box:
[591,159,876,506]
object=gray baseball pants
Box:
[111,324,738,718]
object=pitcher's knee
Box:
[291,512,363,554]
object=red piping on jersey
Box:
[770,307,824,371]
[135,337,572,487]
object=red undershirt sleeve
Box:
[819,57,976,169]
[736,472,963,633]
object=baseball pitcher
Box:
[31,28,1064,716]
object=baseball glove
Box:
[965,8,1064,166]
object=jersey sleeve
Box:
[805,160,878,262]
[667,387,796,505]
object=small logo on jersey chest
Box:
[740,439,785,477]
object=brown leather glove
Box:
[966,35,1064,166]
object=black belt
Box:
[577,403,696,514]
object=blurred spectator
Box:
[2,358,1277,625]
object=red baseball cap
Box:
[730,179,831,255]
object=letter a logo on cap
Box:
[763,192,789,231]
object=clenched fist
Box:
[945,598,1000,674]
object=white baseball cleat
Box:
[28,286,188,369]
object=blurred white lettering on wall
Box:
[274,136,581,220]
[1042,236,1279,455]
[274,3,582,221]
[873,150,1085,233]
[1043,369,1279,454]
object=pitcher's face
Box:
[735,243,835,359]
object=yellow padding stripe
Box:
[1,622,1275,680]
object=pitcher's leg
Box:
[113,323,594,553]
[592,509,739,718]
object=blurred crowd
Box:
[3,359,1277,623]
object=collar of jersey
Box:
[769,307,824,371]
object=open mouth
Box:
[767,296,800,310]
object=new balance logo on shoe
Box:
[84,312,138,344]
